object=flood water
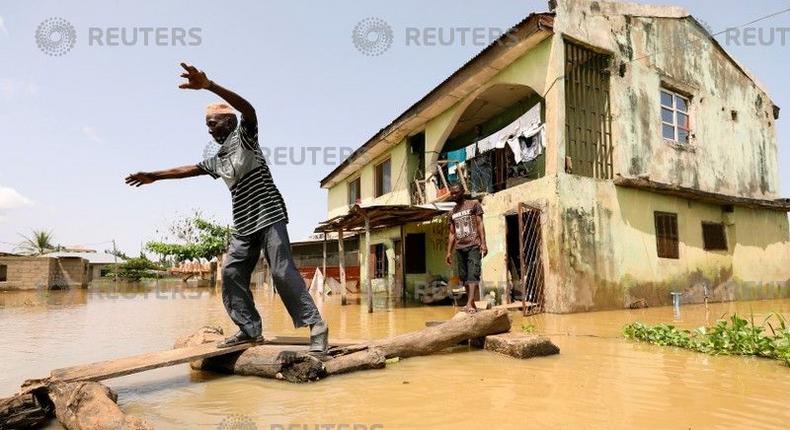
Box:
[1,282,788,429]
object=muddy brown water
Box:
[1,281,788,429]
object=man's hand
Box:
[480,245,488,258]
[179,63,211,90]
[125,172,157,187]
[445,253,453,266]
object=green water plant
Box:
[623,313,790,366]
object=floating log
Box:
[47,381,152,430]
[334,308,511,358]
[0,380,151,430]
[0,388,51,429]
[176,308,513,383]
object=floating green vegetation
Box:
[623,313,790,366]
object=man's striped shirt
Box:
[197,119,288,236]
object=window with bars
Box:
[564,40,613,179]
[661,88,690,144]
[654,212,679,259]
[372,244,387,278]
[702,222,728,251]
[348,177,361,206]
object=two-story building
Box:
[317,0,790,313]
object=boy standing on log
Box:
[125,63,328,353]
[445,183,487,313]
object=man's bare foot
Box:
[461,305,478,314]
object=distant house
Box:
[248,234,361,293]
[44,251,124,280]
[0,250,126,291]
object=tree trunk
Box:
[47,381,152,430]
[175,308,512,383]
[0,389,51,429]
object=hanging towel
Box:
[477,138,494,154]
[522,103,541,130]
[465,142,477,160]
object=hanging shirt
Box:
[197,118,288,237]
[451,199,484,250]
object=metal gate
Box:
[517,203,545,315]
[564,40,613,179]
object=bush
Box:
[105,257,161,281]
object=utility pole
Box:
[112,239,119,283]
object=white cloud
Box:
[0,185,32,210]
[82,126,102,143]
[0,16,7,35]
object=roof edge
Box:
[319,12,555,188]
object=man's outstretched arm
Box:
[125,165,207,187]
[179,62,257,125]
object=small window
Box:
[404,233,426,274]
[661,88,690,144]
[373,244,387,278]
[0,264,6,282]
[348,177,361,206]
[654,211,679,259]
[374,159,391,197]
[702,222,728,251]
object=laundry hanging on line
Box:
[468,103,542,159]
[506,124,545,164]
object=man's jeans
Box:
[222,220,322,337]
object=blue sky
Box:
[0,0,788,255]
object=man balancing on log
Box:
[445,183,487,313]
[125,63,329,353]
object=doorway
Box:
[504,203,545,314]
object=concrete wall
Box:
[327,141,411,219]
[548,174,790,312]
[0,257,57,290]
[553,0,780,199]
[54,257,89,288]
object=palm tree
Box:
[16,229,57,256]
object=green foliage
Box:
[16,229,57,256]
[624,313,790,366]
[145,211,231,264]
[105,257,161,281]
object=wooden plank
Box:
[51,341,254,382]
[51,336,367,383]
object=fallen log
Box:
[0,380,151,430]
[0,388,51,429]
[176,308,512,383]
[47,381,153,430]
[332,307,512,358]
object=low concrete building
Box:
[45,251,124,281]
[0,255,89,290]
[317,0,790,312]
